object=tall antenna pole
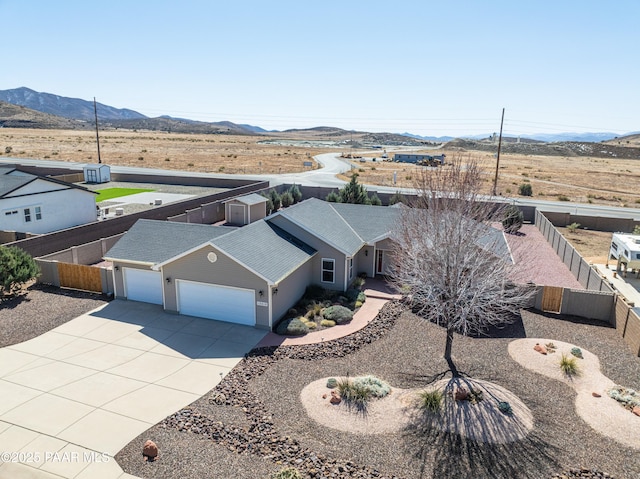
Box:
[492,107,505,196]
[93,97,102,164]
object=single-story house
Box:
[104,197,512,330]
[0,167,98,234]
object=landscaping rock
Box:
[454,387,468,401]
[142,440,158,461]
[592,392,601,398]
[330,390,342,405]
[632,406,640,417]
[534,343,548,355]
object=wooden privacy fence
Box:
[58,263,103,293]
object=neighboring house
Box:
[393,153,446,165]
[104,198,510,330]
[0,167,98,234]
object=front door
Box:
[376,250,385,274]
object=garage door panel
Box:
[177,280,255,326]
[124,268,163,305]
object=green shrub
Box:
[262,193,274,215]
[336,378,370,409]
[276,317,309,336]
[320,319,336,327]
[322,305,353,325]
[0,246,40,296]
[288,184,302,203]
[420,390,443,413]
[269,189,281,210]
[280,191,294,208]
[353,375,391,398]
[351,276,366,289]
[557,194,570,202]
[518,183,533,196]
[559,353,579,376]
[608,386,640,409]
[356,292,366,303]
[306,321,317,330]
[354,300,363,308]
[368,193,382,206]
[570,347,583,358]
[345,288,360,301]
[502,204,523,234]
[566,222,581,233]
[326,191,341,203]
[497,401,513,415]
[271,467,303,479]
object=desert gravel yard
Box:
[116,305,640,479]
[0,284,108,347]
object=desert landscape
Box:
[2,126,640,207]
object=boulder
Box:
[143,440,158,461]
[633,406,640,417]
[534,343,548,355]
[592,392,601,398]
[454,387,468,401]
[329,390,342,405]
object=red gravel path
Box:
[506,224,583,289]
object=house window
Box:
[321,258,335,283]
[24,208,31,222]
[35,206,42,220]
[4,210,18,216]
[348,258,353,280]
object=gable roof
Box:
[104,219,236,264]
[211,220,316,284]
[270,198,364,255]
[0,170,96,199]
[225,193,267,206]
[329,202,399,243]
[269,198,399,255]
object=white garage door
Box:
[177,280,256,326]
[123,268,163,305]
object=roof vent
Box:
[207,252,218,263]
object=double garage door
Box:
[123,269,256,326]
[177,280,256,326]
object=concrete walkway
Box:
[257,279,401,348]
[0,301,266,479]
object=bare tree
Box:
[389,156,535,375]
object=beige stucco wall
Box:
[354,246,375,278]
[271,258,314,326]
[249,202,266,223]
[161,244,271,329]
[269,216,348,291]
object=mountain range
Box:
[0,87,636,143]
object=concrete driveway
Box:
[0,300,266,479]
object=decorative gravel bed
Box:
[0,283,108,347]
[116,305,640,479]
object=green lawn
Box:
[95,188,155,202]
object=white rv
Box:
[609,233,640,272]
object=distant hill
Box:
[0,87,146,121]
[401,132,454,142]
[102,117,257,135]
[0,100,89,129]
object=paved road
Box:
[2,156,639,220]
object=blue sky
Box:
[1,0,638,136]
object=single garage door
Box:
[123,268,163,305]
[177,280,256,326]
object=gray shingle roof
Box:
[226,193,268,206]
[212,220,315,284]
[0,175,35,198]
[272,198,364,255]
[104,219,236,264]
[329,202,399,243]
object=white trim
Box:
[105,258,155,267]
[321,258,335,284]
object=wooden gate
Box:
[58,263,103,293]
[541,286,564,313]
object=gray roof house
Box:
[104,197,510,330]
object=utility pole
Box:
[94,97,102,164]
[492,108,505,196]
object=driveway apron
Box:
[0,300,265,479]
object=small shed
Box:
[83,164,111,184]
[224,193,268,226]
